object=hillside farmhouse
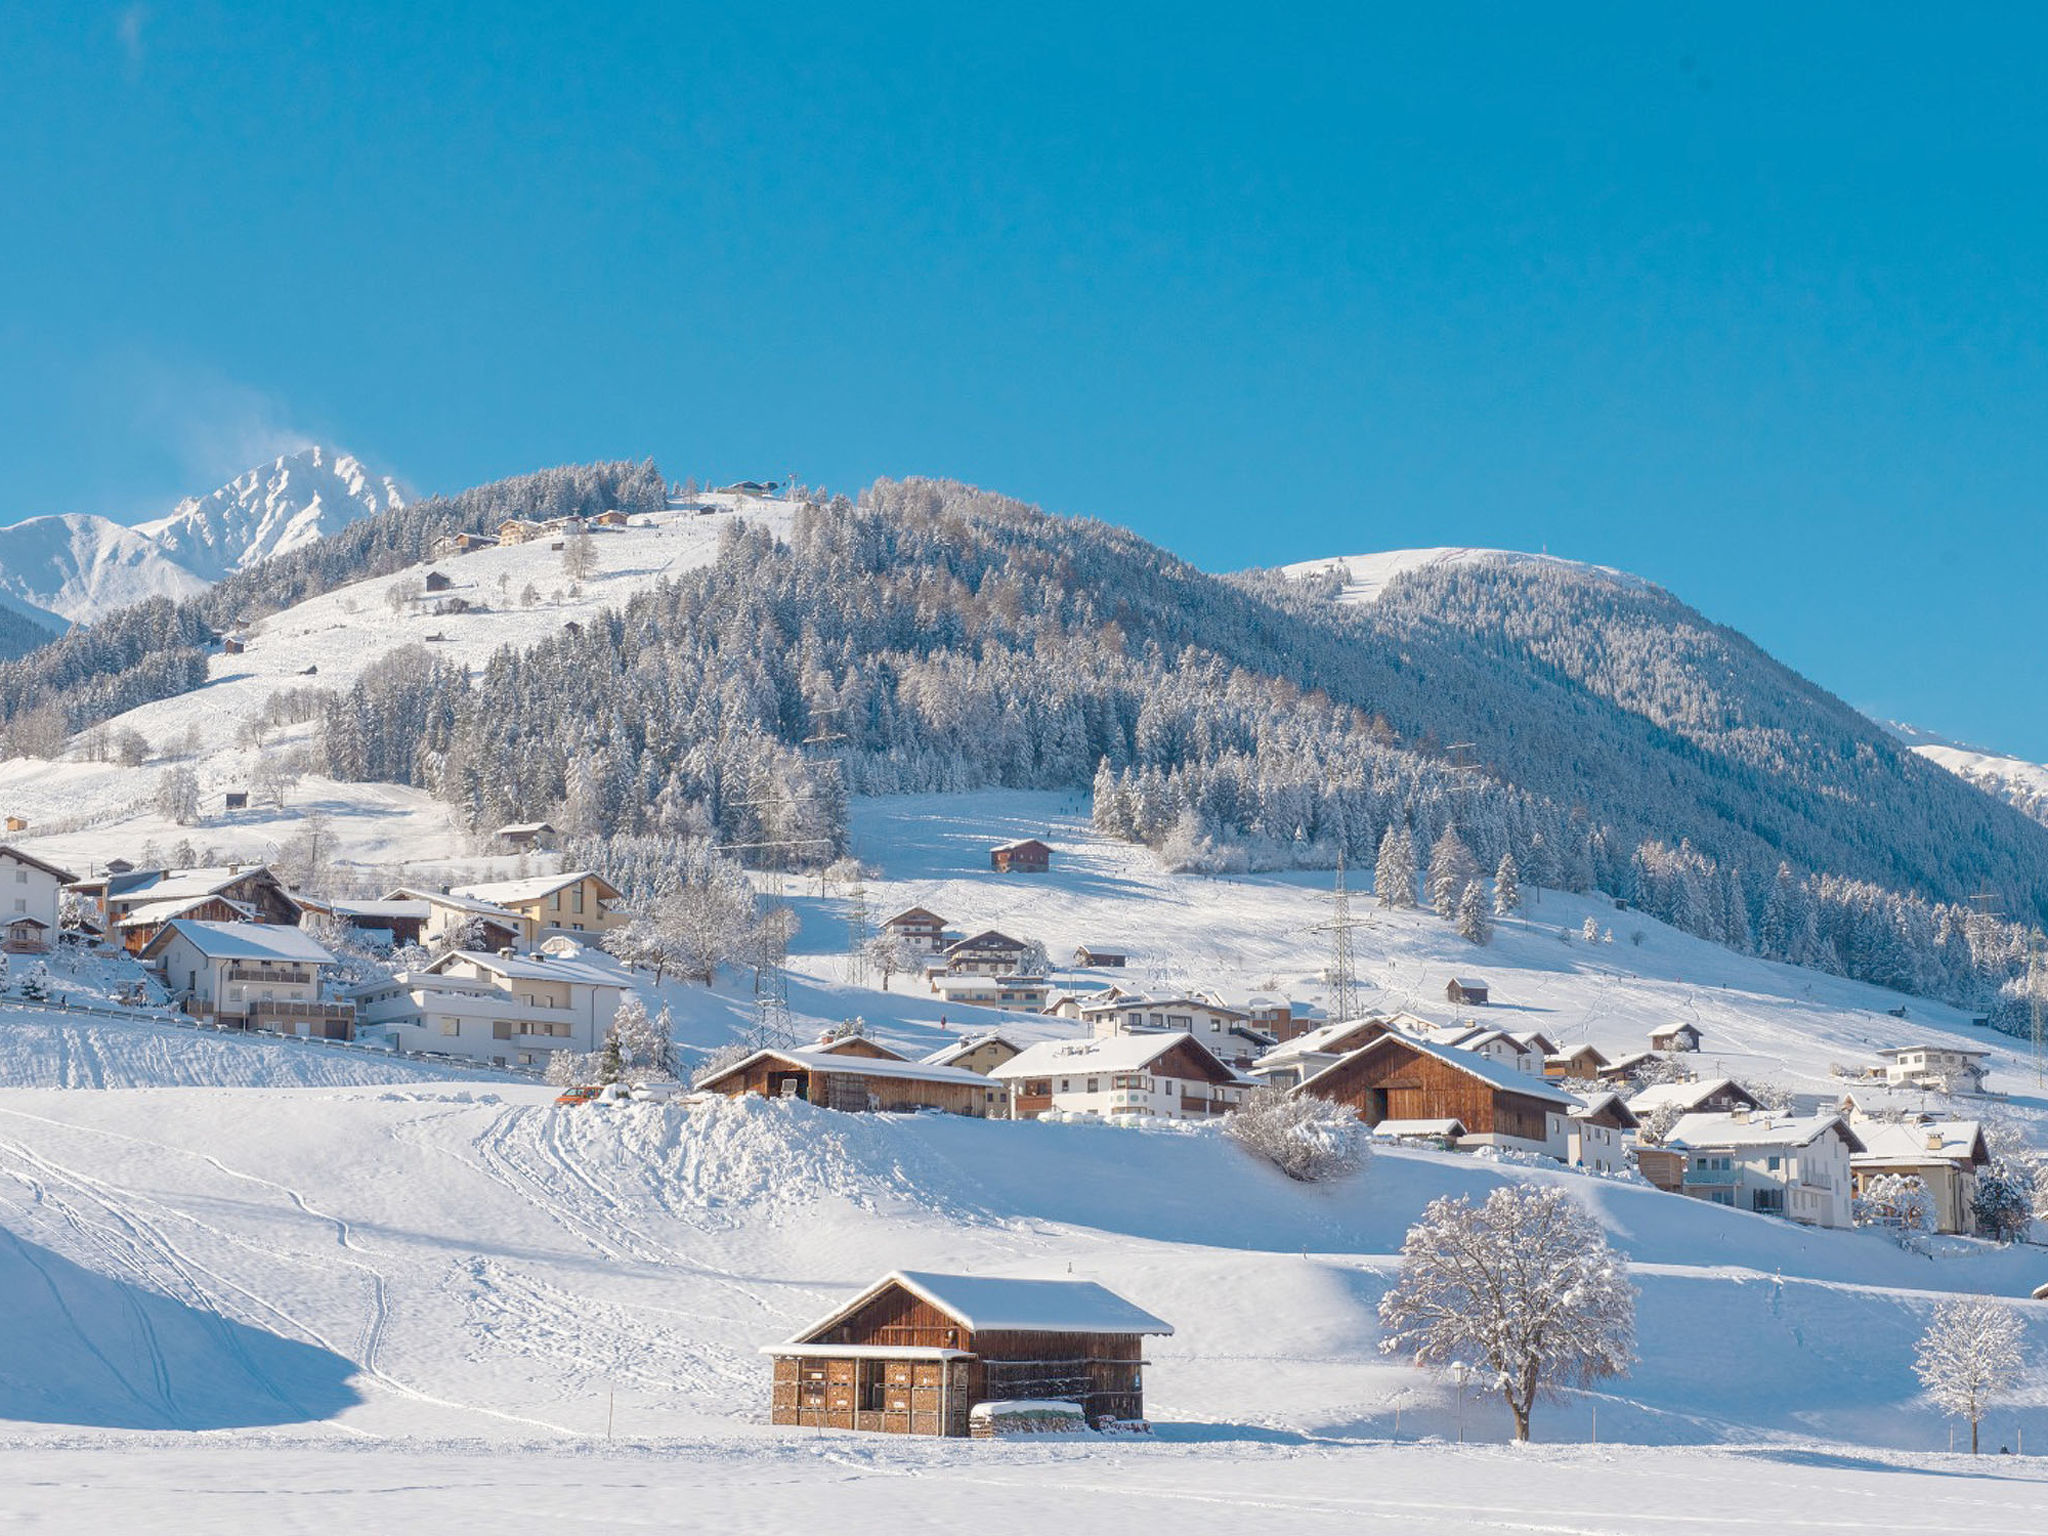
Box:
[1076,992,1271,1068]
[1628,1077,1764,1120]
[765,1270,1171,1437]
[451,871,623,942]
[930,973,1051,1012]
[1849,1115,1990,1235]
[921,1033,1027,1076]
[1546,1043,1611,1079]
[941,929,1034,976]
[1650,1022,1704,1053]
[351,948,625,1068]
[1444,977,1489,1006]
[989,839,1051,874]
[1873,1044,1991,1096]
[882,906,950,954]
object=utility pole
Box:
[845,866,871,988]
[1308,852,1370,1023]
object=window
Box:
[10,899,22,914]
[440,1018,460,1036]
[13,869,24,884]
[1766,1155,1781,1171]
[572,887,584,915]
[1086,1078,1100,1094]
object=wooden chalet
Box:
[989,838,1052,874]
[1546,1043,1611,1079]
[695,1044,1008,1117]
[1445,977,1490,1006]
[105,866,301,954]
[1650,1022,1703,1053]
[2,916,50,954]
[942,928,1032,975]
[1072,945,1128,968]
[1297,1033,1575,1157]
[882,906,949,953]
[766,1270,1172,1437]
[1628,1077,1761,1119]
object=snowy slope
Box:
[0,496,793,876]
[0,513,208,626]
[1887,723,2048,831]
[1275,547,1655,605]
[133,446,404,583]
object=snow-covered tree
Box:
[1972,1162,2036,1244]
[1493,851,1521,916]
[865,933,910,991]
[1013,938,1051,978]
[544,1050,595,1088]
[154,765,201,826]
[1374,824,1417,909]
[607,994,671,1079]
[1378,1184,1635,1442]
[1456,882,1493,945]
[1856,1173,1936,1244]
[1427,825,1480,919]
[1580,915,1601,944]
[560,521,598,581]
[1914,1296,2027,1453]
[1224,1088,1367,1183]
[593,1031,626,1085]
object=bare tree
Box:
[1915,1297,2026,1454]
[561,522,598,581]
[114,728,151,767]
[1378,1184,1636,1441]
[865,933,910,991]
[154,765,202,826]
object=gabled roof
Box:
[0,845,78,885]
[143,920,338,964]
[1627,1077,1762,1116]
[1851,1118,1988,1168]
[991,1031,1239,1085]
[1663,1111,1867,1155]
[883,906,947,927]
[811,1035,908,1062]
[111,865,284,906]
[386,886,528,922]
[427,949,623,986]
[496,821,557,837]
[1447,976,1488,990]
[117,894,259,930]
[786,1270,1171,1342]
[921,1032,1027,1067]
[1256,1015,1397,1063]
[1569,1091,1640,1129]
[698,1046,995,1091]
[451,870,622,908]
[990,839,1051,854]
[1297,1032,1577,1106]
[944,928,1027,953]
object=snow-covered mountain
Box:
[1886,721,2048,831]
[132,446,404,584]
[0,447,403,629]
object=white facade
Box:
[1079,995,1261,1066]
[1876,1045,1990,1095]
[992,1034,1246,1122]
[352,950,626,1068]
[145,920,348,1037]
[1665,1112,1862,1229]
[0,845,72,949]
[1567,1095,1637,1174]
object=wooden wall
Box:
[1305,1040,1554,1142]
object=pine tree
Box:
[1457,882,1493,945]
[1375,823,1418,909]
[1493,851,1521,916]
[1427,825,1479,919]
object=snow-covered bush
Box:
[1378,1184,1635,1442]
[1856,1173,1936,1244]
[1915,1296,2027,1454]
[1224,1089,1368,1183]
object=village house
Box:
[496,517,545,544]
[1568,1092,1640,1175]
[493,821,558,852]
[1075,992,1271,1068]
[765,1270,1172,1437]
[101,865,302,953]
[1596,1049,1665,1083]
[1071,945,1128,968]
[428,531,499,559]
[1650,1110,1866,1228]
[1873,1044,1991,1096]
[0,845,77,952]
[292,895,429,949]
[1296,1034,1577,1160]
[1628,1077,1765,1120]
[1444,977,1489,1007]
[989,839,1052,874]
[142,920,353,1038]
[1546,1043,1612,1079]
[929,973,1052,1012]
[941,929,1035,976]
[1244,1015,1402,1089]
[351,949,625,1068]
[881,906,950,954]
[423,569,454,594]
[696,1044,1008,1116]
[451,870,623,941]
[1649,1022,1704,1053]
[386,887,532,950]
[593,509,630,527]
[993,1032,1245,1122]
[1850,1114,1991,1235]
[1439,1027,1544,1075]
[921,1032,1028,1076]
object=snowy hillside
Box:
[0,446,401,625]
[1275,546,1654,606]
[1890,724,2048,833]
[133,446,404,583]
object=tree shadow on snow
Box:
[0,1227,361,1430]
[1732,1446,2048,1484]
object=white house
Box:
[140,919,352,1038]
[1849,1114,1991,1235]
[385,887,533,950]
[929,973,1051,1012]
[992,1033,1247,1122]
[1873,1044,1991,1096]
[881,906,950,955]
[351,949,626,1068]
[940,929,1035,976]
[1075,992,1270,1068]
[0,845,76,952]
[1659,1111,1866,1229]
[1567,1092,1639,1175]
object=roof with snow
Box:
[450,870,620,907]
[0,845,78,884]
[1371,1118,1466,1138]
[1663,1111,1866,1154]
[428,950,623,986]
[700,1046,997,1090]
[112,865,281,904]
[1850,1117,1988,1167]
[116,894,259,930]
[991,1032,1238,1082]
[146,920,339,964]
[1569,1092,1639,1127]
[386,886,528,920]
[921,1033,1027,1067]
[1875,1044,1990,1061]
[1256,1015,1400,1063]
[1297,1033,1577,1106]
[786,1270,1172,1342]
[1627,1078,1762,1115]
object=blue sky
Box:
[3,5,2045,754]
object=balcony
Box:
[226,965,316,985]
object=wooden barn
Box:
[1650,1022,1703,1053]
[694,1044,1008,1117]
[1445,977,1489,1006]
[1072,945,1128,968]
[1297,1033,1574,1158]
[765,1270,1173,1437]
[989,838,1052,874]
[1545,1043,1611,1079]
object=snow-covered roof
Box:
[990,839,1051,853]
[760,1342,972,1362]
[1448,977,1488,990]
[495,821,556,836]
[921,1033,1026,1067]
[883,906,946,926]
[702,1047,997,1089]
[1569,1092,1638,1127]
[992,1031,1237,1082]
[1875,1044,1990,1061]
[150,920,338,964]
[930,973,1046,994]
[116,894,258,929]
[1626,1078,1760,1116]
[328,899,430,920]
[944,928,1027,952]
[1850,1118,1987,1167]
[1372,1118,1466,1138]
[1663,1112,1866,1154]
[113,865,278,904]
[0,844,77,884]
[1256,1015,1397,1063]
[1298,1033,1576,1106]
[430,950,622,986]
[787,1271,1171,1341]
[450,870,619,907]
[387,886,527,921]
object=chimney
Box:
[1926,1130,1945,1153]
[498,947,514,958]
[1731,1107,1750,1123]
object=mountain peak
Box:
[133,445,406,584]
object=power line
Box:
[1307,852,1371,1023]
